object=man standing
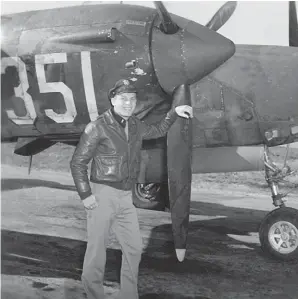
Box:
[70,79,193,299]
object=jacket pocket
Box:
[95,155,122,181]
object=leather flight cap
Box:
[108,79,138,99]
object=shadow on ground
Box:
[1,178,76,192]
[1,200,287,280]
[1,228,225,280]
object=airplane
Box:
[1,1,298,262]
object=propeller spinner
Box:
[151,1,236,93]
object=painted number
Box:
[1,56,37,125]
[35,53,77,123]
[81,51,98,121]
[2,52,98,125]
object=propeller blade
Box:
[167,84,192,262]
[205,1,237,31]
[154,1,179,34]
[289,1,298,47]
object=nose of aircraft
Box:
[150,17,235,94]
[183,20,235,84]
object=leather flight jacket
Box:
[70,108,178,200]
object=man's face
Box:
[111,93,137,118]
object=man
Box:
[70,79,193,299]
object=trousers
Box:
[82,183,143,299]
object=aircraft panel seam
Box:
[205,75,255,108]
[18,22,123,33]
[204,75,265,144]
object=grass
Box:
[1,142,298,194]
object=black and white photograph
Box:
[1,1,298,298]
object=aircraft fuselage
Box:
[1,3,298,176]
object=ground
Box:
[1,143,298,299]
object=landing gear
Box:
[132,183,169,211]
[259,207,298,260]
[259,145,298,260]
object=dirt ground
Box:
[1,161,298,299]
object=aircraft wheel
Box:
[132,183,169,211]
[259,207,298,261]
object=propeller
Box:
[205,1,237,31]
[154,1,179,34]
[289,1,298,47]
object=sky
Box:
[1,1,297,46]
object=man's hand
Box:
[175,105,193,119]
[83,195,98,210]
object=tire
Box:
[132,183,169,211]
[259,207,298,261]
